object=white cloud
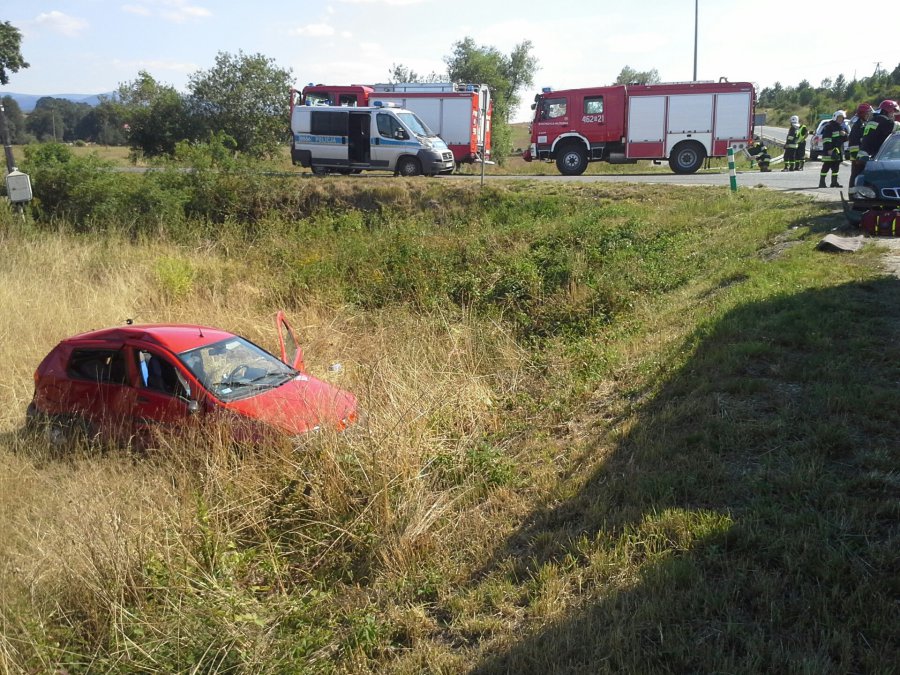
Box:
[290,23,337,37]
[33,11,89,37]
[120,0,211,23]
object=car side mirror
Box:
[187,400,200,415]
[395,129,407,140]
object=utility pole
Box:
[0,102,15,174]
[693,0,699,81]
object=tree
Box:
[0,21,29,86]
[614,66,660,85]
[1,96,27,143]
[25,97,92,142]
[188,51,293,158]
[444,37,538,162]
[116,71,193,157]
[387,63,444,84]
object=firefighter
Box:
[747,136,772,171]
[783,115,808,171]
[848,103,874,195]
[818,110,848,188]
[860,100,900,161]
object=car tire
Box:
[668,141,706,174]
[397,157,422,177]
[555,144,588,176]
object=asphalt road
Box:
[443,162,847,205]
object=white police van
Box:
[290,102,455,176]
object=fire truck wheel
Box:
[397,157,422,176]
[668,141,705,174]
[555,144,588,176]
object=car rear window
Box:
[67,349,128,384]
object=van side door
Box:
[307,110,350,170]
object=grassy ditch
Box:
[0,178,897,673]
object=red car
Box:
[26,312,358,448]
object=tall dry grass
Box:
[0,214,531,672]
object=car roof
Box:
[63,324,236,354]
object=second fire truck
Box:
[524,79,756,175]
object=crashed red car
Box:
[26,312,357,447]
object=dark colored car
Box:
[847,131,900,217]
[26,312,358,448]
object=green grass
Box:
[0,175,897,673]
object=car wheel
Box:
[397,157,421,177]
[311,166,327,176]
[668,141,705,174]
[555,144,588,176]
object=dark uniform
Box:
[860,107,898,160]
[747,139,772,171]
[783,117,809,171]
[847,106,872,194]
[819,115,848,188]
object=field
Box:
[1,170,898,673]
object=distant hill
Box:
[2,92,115,113]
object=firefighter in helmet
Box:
[847,103,874,195]
[818,110,848,188]
[860,100,900,161]
[783,115,808,171]
[747,136,772,171]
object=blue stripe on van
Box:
[294,134,345,145]
[376,138,422,147]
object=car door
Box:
[63,344,137,442]
[275,311,305,372]
[127,343,196,444]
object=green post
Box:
[728,147,737,192]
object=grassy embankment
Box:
[0,166,897,673]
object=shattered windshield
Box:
[397,112,434,137]
[179,337,295,402]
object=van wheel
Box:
[668,141,705,174]
[397,157,421,177]
[555,144,588,175]
[311,166,327,176]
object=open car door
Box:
[275,311,305,372]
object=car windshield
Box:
[876,134,900,161]
[397,111,434,137]
[179,337,295,402]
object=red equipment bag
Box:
[859,210,900,236]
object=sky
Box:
[4,0,897,123]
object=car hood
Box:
[225,374,357,434]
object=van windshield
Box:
[397,112,434,137]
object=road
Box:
[443,162,846,205]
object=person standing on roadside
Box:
[860,100,900,161]
[783,115,807,171]
[818,110,848,188]
[847,103,874,195]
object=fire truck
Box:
[294,82,491,165]
[524,79,756,175]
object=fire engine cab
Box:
[525,79,756,175]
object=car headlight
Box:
[856,185,876,199]
[420,138,433,150]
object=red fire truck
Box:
[294,82,491,165]
[524,79,756,175]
